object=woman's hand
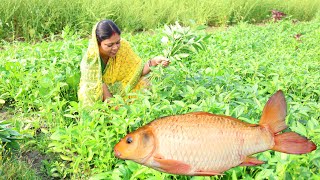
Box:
[102,83,113,101]
[142,56,170,76]
[151,56,170,67]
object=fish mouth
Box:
[114,148,122,158]
[113,147,150,163]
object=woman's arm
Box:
[142,56,170,76]
[102,83,113,101]
[141,59,154,75]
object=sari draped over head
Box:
[78,23,148,106]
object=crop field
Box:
[1,17,320,179]
[1,0,320,41]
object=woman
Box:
[78,20,169,105]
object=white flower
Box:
[161,36,169,44]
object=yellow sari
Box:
[78,24,148,106]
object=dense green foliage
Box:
[1,18,320,179]
[0,120,21,151]
[1,0,320,41]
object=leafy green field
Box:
[1,0,320,41]
[1,18,320,179]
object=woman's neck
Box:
[101,55,109,64]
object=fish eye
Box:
[126,137,133,144]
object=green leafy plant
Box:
[1,0,320,41]
[0,120,21,151]
[0,18,319,179]
[161,22,211,61]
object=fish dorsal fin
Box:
[259,90,287,133]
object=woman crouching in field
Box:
[78,20,170,106]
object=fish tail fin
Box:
[259,90,287,134]
[272,132,317,154]
[259,90,317,154]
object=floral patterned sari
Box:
[78,23,148,106]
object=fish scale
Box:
[150,114,272,171]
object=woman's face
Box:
[99,33,121,59]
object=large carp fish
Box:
[114,90,317,176]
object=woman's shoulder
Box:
[116,38,140,61]
[120,38,130,48]
[118,38,133,54]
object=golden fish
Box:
[114,90,317,176]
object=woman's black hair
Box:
[96,20,121,45]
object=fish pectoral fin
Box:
[153,153,164,159]
[240,156,264,166]
[153,157,191,175]
[193,170,224,176]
